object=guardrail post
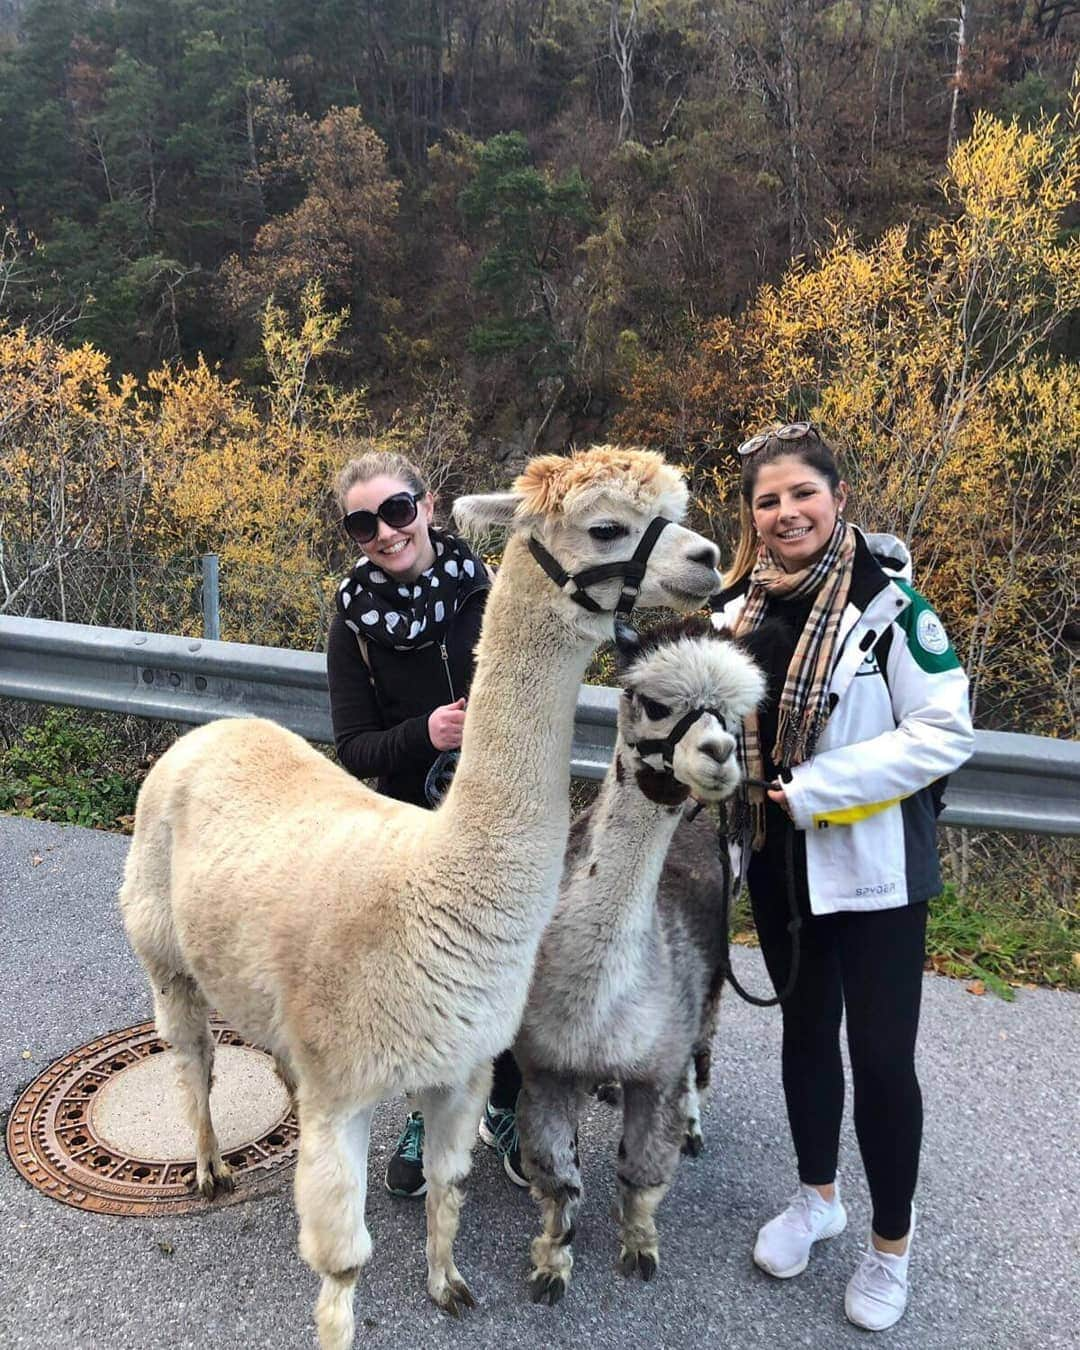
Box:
[200,554,220,641]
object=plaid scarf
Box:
[734,517,856,849]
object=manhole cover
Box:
[6,1020,298,1215]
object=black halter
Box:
[633,703,725,774]
[527,516,672,620]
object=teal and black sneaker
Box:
[385,1111,426,1197]
[479,1101,528,1188]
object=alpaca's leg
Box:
[594,1079,622,1106]
[518,1071,585,1306]
[694,982,723,1090]
[153,972,232,1199]
[272,1053,299,1107]
[295,1099,375,1350]
[416,1061,491,1315]
[616,1080,685,1281]
[685,982,723,1155]
[681,1060,705,1157]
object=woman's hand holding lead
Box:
[767,783,793,819]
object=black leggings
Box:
[750,864,927,1241]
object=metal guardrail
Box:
[2,617,1078,836]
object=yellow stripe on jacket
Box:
[812,794,908,827]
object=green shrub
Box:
[0,709,139,830]
[927,881,1078,998]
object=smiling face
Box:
[344,474,436,583]
[750,455,848,572]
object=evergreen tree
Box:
[460,131,591,371]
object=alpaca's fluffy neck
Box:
[565,742,684,943]
[435,532,597,899]
[517,737,685,1061]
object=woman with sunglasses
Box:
[711,424,973,1331]
[326,448,526,1199]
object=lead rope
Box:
[715,811,803,1008]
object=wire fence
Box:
[0,548,336,651]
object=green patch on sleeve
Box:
[894,580,961,673]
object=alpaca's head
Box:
[452,445,721,629]
[614,615,766,802]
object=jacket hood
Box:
[861,531,912,582]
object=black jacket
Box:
[326,584,489,808]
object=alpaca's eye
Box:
[640,696,671,721]
[588,522,628,541]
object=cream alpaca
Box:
[118,446,721,1350]
[515,616,765,1305]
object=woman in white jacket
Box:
[711,424,973,1331]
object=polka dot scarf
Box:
[336,528,489,651]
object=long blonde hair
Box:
[724,431,843,586]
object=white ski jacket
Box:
[711,531,974,914]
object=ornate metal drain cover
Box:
[6,1019,298,1216]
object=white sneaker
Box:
[844,1208,916,1331]
[753,1183,847,1278]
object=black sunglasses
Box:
[342,491,424,545]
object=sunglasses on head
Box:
[737,421,822,458]
[342,491,424,545]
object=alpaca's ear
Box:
[613,620,642,668]
[452,491,523,538]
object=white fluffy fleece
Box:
[623,635,765,724]
[570,479,690,525]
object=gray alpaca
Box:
[514,616,765,1304]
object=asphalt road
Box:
[1,814,1077,1349]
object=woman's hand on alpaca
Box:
[429,698,467,750]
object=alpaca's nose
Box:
[688,540,720,568]
[701,738,734,766]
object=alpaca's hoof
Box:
[682,1129,704,1157]
[435,1277,476,1317]
[618,1247,658,1281]
[196,1159,234,1200]
[529,1271,568,1306]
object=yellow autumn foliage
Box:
[0,280,478,649]
[0,290,370,647]
[617,95,1079,736]
[1,99,1075,734]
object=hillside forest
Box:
[0,0,1077,745]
